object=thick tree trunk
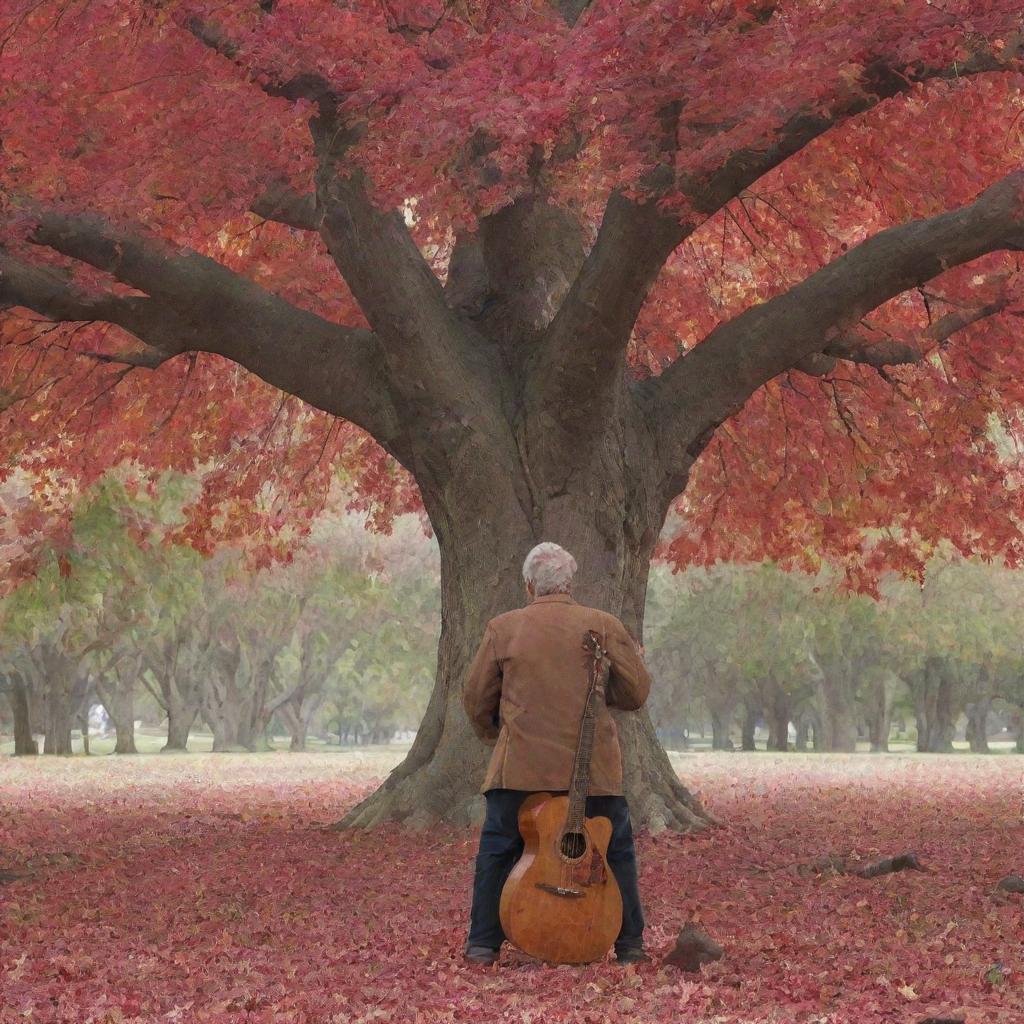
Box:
[337,460,713,833]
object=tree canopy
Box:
[3,1,1024,588]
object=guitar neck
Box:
[565,640,605,833]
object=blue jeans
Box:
[467,789,645,954]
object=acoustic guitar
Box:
[498,629,623,964]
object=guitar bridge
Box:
[535,882,584,899]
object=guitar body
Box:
[499,793,623,964]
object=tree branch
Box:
[550,0,593,27]
[192,14,496,430]
[793,297,1012,376]
[649,170,1024,472]
[539,32,1022,428]
[250,184,318,231]
[4,207,401,447]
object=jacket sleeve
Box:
[604,618,651,711]
[463,622,502,743]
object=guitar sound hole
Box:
[560,831,587,860]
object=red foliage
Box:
[2,1,1024,584]
[1,754,1021,1022]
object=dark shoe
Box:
[615,946,651,965]
[464,945,499,965]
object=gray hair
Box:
[522,542,577,596]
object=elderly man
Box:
[462,541,652,966]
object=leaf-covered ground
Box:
[1,752,1021,1023]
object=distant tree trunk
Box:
[96,661,140,755]
[965,697,992,753]
[794,717,810,752]
[763,680,790,752]
[42,681,73,755]
[710,706,734,751]
[207,709,250,752]
[766,709,789,752]
[911,658,957,753]
[865,675,893,752]
[203,643,257,751]
[6,675,38,756]
[109,695,138,754]
[79,710,90,755]
[163,699,198,752]
[741,703,758,751]
[814,676,858,752]
[289,717,309,752]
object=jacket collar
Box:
[530,592,575,605]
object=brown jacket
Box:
[463,593,651,795]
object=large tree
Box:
[3,1,1024,827]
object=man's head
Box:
[522,542,578,600]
